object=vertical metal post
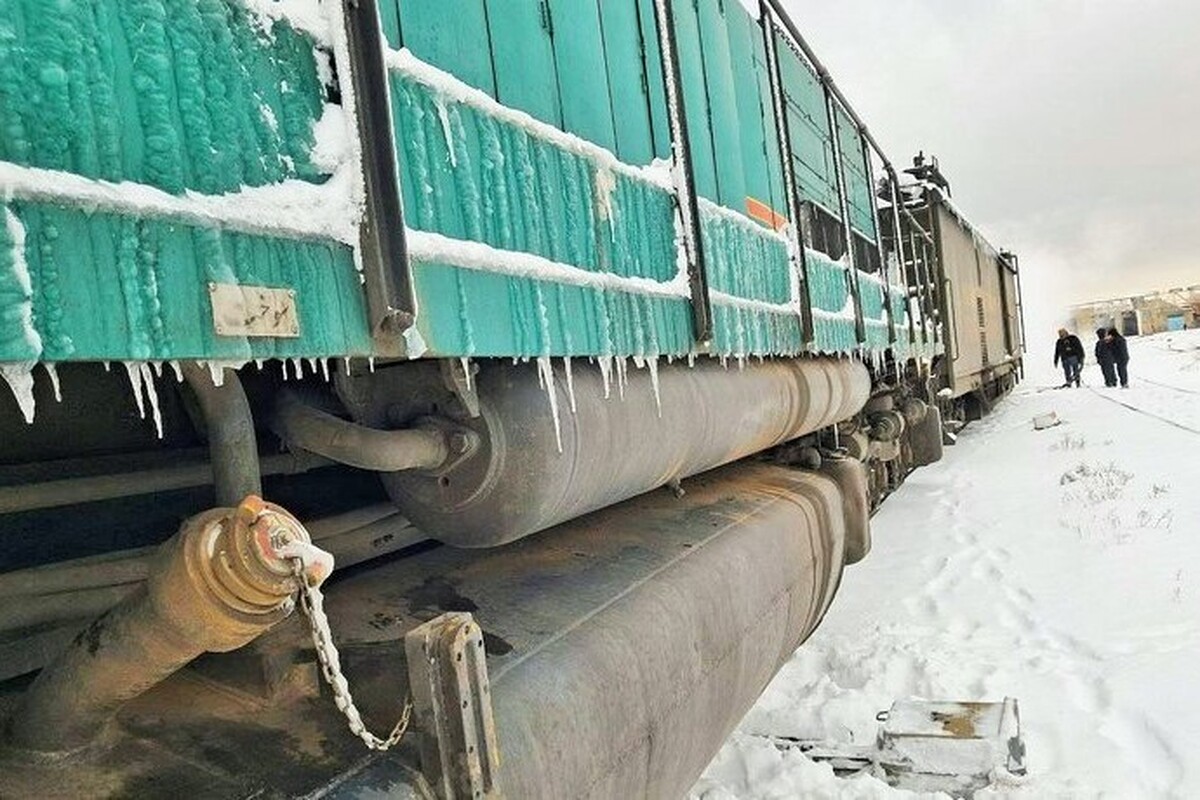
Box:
[906,225,929,349]
[821,84,866,345]
[1013,254,1027,354]
[862,138,895,345]
[760,3,813,345]
[342,0,416,347]
[927,198,947,353]
[887,171,918,352]
[651,0,713,347]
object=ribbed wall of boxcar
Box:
[931,199,1021,397]
[0,1,371,366]
[0,0,936,389]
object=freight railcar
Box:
[898,165,1025,420]
[0,1,1017,797]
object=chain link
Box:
[292,558,413,751]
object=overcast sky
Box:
[778,0,1200,333]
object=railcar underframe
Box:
[0,0,1021,796]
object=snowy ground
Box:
[693,329,1200,799]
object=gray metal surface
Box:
[342,356,870,547]
[0,460,856,797]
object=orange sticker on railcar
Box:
[745,197,788,232]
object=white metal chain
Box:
[292,558,413,751]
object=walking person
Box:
[1095,328,1117,387]
[1106,328,1130,388]
[1053,328,1085,388]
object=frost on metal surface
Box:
[1,208,41,359]
[385,48,671,190]
[406,231,689,300]
[240,0,331,41]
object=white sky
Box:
[776,0,1200,335]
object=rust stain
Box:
[930,702,987,737]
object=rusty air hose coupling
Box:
[7,497,333,754]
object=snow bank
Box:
[694,330,1200,797]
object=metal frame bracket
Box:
[404,612,502,800]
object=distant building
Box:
[1071,286,1200,336]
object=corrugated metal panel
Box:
[0,1,372,363]
[545,0,618,151]
[671,0,720,201]
[0,0,327,193]
[486,0,562,126]
[0,201,369,362]
[398,0,497,96]
[773,31,840,215]
[833,105,876,240]
[597,2,657,165]
[695,0,747,209]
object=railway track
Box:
[1086,386,1200,436]
[1135,376,1200,396]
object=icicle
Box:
[435,99,457,168]
[0,362,37,423]
[169,361,183,382]
[536,356,563,454]
[208,361,227,387]
[563,356,576,414]
[594,167,617,238]
[320,358,330,382]
[737,355,746,371]
[687,353,696,368]
[141,363,164,439]
[460,357,473,393]
[151,361,163,378]
[306,357,318,376]
[123,361,147,420]
[647,356,662,418]
[291,357,304,378]
[255,358,264,371]
[597,355,612,399]
[615,357,627,400]
[342,357,351,376]
[368,357,376,373]
[42,363,62,403]
[102,361,111,372]
[122,362,164,438]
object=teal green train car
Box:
[0,2,1019,797]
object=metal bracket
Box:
[341,0,416,350]
[404,613,501,800]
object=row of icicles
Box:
[1,350,885,451]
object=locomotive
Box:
[0,0,1023,796]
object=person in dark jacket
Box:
[1053,328,1085,387]
[1106,328,1130,387]
[1095,328,1117,387]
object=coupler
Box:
[7,497,332,754]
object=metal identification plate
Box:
[209,283,300,338]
